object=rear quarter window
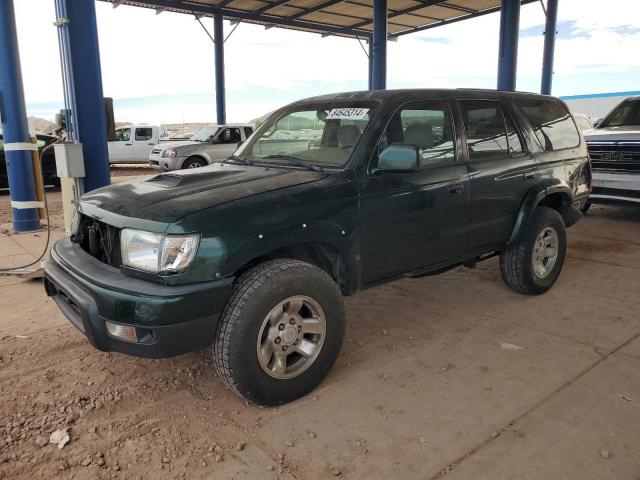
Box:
[513,97,580,151]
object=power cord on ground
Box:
[0,141,56,274]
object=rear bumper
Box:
[590,171,640,205]
[43,238,233,358]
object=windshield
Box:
[191,127,218,142]
[599,99,640,127]
[234,103,378,168]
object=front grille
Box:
[587,142,640,172]
[73,214,122,268]
[592,186,640,199]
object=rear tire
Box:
[500,207,567,295]
[182,156,206,169]
[213,259,345,405]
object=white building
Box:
[560,90,640,121]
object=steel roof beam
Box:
[285,0,343,21]
[255,0,291,15]
[390,0,536,38]
[121,0,371,37]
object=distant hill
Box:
[27,116,58,134]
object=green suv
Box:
[44,89,591,405]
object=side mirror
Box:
[235,140,244,149]
[378,143,420,171]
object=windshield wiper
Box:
[223,155,253,165]
[261,154,324,172]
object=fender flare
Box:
[507,183,574,245]
[221,229,362,295]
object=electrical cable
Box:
[0,140,57,273]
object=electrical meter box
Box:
[54,143,85,178]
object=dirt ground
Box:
[1,168,640,479]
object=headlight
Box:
[120,229,199,273]
[162,148,177,158]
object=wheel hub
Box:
[256,295,326,380]
[532,226,559,279]
[280,324,298,345]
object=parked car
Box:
[573,113,594,132]
[583,96,640,211]
[149,124,254,170]
[0,134,60,189]
[108,124,168,164]
[43,89,590,405]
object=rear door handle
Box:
[448,183,464,195]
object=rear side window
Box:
[513,97,580,151]
[135,127,153,141]
[459,100,522,160]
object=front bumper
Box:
[590,171,640,205]
[149,153,183,171]
[43,238,234,358]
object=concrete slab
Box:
[619,337,640,361]
[252,309,601,479]
[441,351,640,480]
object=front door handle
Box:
[523,171,539,180]
[448,183,464,195]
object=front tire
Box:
[182,156,206,169]
[213,259,345,405]
[500,207,567,295]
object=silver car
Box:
[149,124,254,170]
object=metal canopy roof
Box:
[102,0,537,39]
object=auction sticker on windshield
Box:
[326,108,369,120]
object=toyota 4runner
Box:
[43,89,591,405]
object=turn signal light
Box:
[105,321,138,343]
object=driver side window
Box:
[378,100,456,169]
[114,128,131,142]
[219,128,241,144]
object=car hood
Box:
[157,140,201,150]
[79,164,327,227]
[584,126,640,142]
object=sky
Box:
[12,0,640,125]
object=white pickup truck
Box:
[108,124,169,164]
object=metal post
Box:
[214,12,226,125]
[497,0,521,91]
[371,0,387,90]
[57,0,110,192]
[0,0,41,232]
[541,0,559,95]
[368,39,373,90]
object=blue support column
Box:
[541,0,559,95]
[371,0,387,90]
[214,12,226,125]
[497,0,521,91]
[368,39,373,90]
[0,0,41,232]
[56,0,110,193]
